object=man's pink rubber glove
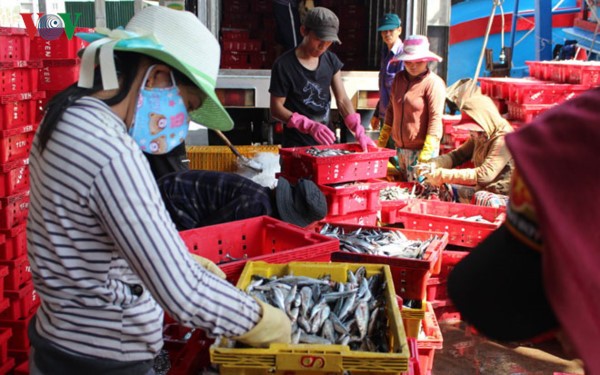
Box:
[287,112,336,145]
[344,113,376,152]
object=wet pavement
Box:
[432,319,585,375]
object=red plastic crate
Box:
[439,250,470,280]
[279,143,395,185]
[0,92,44,130]
[0,264,8,296]
[417,302,444,374]
[0,357,15,375]
[506,101,554,122]
[0,327,11,367]
[442,114,461,134]
[324,223,448,301]
[0,124,36,163]
[12,360,27,375]
[394,200,505,247]
[0,223,28,261]
[0,28,30,62]
[163,323,213,375]
[0,309,36,350]
[0,62,40,95]
[507,81,588,105]
[0,191,30,229]
[406,338,422,375]
[0,254,31,291]
[30,29,90,60]
[477,77,542,100]
[7,348,28,367]
[0,281,38,321]
[38,58,80,91]
[319,178,388,216]
[323,208,378,226]
[565,61,600,86]
[179,216,339,284]
[0,158,29,197]
[221,27,250,41]
[426,277,446,302]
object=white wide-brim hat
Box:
[397,34,443,63]
[76,6,233,131]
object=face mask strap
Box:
[141,65,178,90]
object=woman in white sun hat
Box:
[27,6,290,374]
[377,34,447,181]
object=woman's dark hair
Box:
[37,51,195,152]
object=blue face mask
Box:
[129,65,189,155]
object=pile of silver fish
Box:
[379,183,454,202]
[245,267,394,352]
[305,147,354,157]
[320,224,436,260]
[379,185,416,201]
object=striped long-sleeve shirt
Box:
[27,97,261,361]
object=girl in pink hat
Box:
[378,35,446,181]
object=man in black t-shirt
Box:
[269,7,375,150]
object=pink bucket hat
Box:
[397,35,442,62]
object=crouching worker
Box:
[27,7,291,375]
[417,94,514,207]
[157,171,328,230]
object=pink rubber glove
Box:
[287,112,336,145]
[344,113,376,152]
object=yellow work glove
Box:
[425,168,477,187]
[233,299,292,347]
[378,124,392,148]
[191,254,226,279]
[429,154,453,169]
[418,135,440,162]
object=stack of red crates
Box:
[478,61,595,124]
[0,26,88,374]
[0,26,43,375]
[220,0,275,69]
[278,143,395,226]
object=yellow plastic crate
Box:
[210,261,409,375]
[401,300,427,339]
[186,145,280,172]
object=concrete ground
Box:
[432,319,585,375]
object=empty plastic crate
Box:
[0,281,39,320]
[0,158,29,197]
[0,61,40,95]
[38,58,80,91]
[0,125,36,163]
[0,327,11,366]
[417,302,444,374]
[211,261,409,375]
[0,223,27,261]
[186,145,280,172]
[0,28,30,62]
[0,191,30,229]
[506,101,554,122]
[0,93,44,130]
[0,308,35,350]
[179,216,338,284]
[30,29,90,60]
[279,143,396,184]
[0,357,15,375]
[393,199,506,247]
[0,254,30,290]
[319,179,388,216]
